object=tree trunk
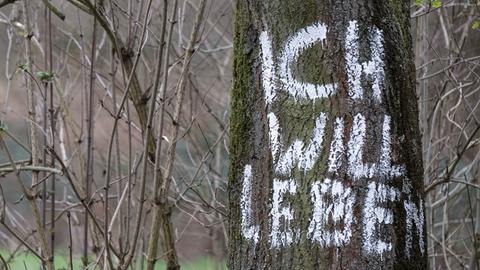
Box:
[228,1,427,269]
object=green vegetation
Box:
[0,250,226,270]
[413,0,442,8]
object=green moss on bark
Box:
[228,0,257,268]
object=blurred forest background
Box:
[0,0,478,269]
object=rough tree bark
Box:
[228,1,427,269]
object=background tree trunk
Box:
[228,1,427,269]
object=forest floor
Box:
[0,250,226,270]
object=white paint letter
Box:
[328,117,345,173]
[279,23,337,100]
[347,113,375,180]
[404,197,425,257]
[241,165,259,243]
[260,32,276,105]
[309,179,331,245]
[379,115,405,178]
[270,179,297,247]
[275,113,328,174]
[268,113,281,159]
[309,179,354,246]
[363,182,398,254]
[345,21,384,101]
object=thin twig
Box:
[0,165,62,175]
[40,0,66,20]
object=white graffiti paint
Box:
[328,117,345,173]
[275,113,328,174]
[404,198,425,257]
[308,178,354,246]
[260,32,276,105]
[268,113,281,158]
[348,114,406,181]
[347,113,374,180]
[363,181,398,254]
[239,20,425,256]
[345,21,384,101]
[279,23,337,100]
[379,115,406,178]
[270,179,297,247]
[241,165,259,243]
